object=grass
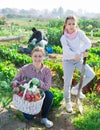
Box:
[8,18,49,29]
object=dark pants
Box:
[23,90,54,120]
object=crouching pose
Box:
[12,47,53,128]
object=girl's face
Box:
[65,19,77,34]
[32,51,43,65]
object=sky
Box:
[0,0,100,13]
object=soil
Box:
[0,100,77,130]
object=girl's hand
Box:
[74,54,81,61]
[83,51,88,57]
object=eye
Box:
[72,23,75,25]
[33,55,42,58]
[39,55,42,58]
[68,23,71,25]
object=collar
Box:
[32,64,45,72]
[64,29,78,39]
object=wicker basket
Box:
[13,89,45,115]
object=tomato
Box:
[25,93,31,100]
[27,97,32,102]
[18,91,24,97]
[30,93,34,98]
[30,94,35,101]
[25,92,34,102]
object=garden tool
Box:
[76,54,87,115]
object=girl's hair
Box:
[62,15,78,34]
[31,46,45,56]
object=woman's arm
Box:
[40,68,52,91]
[11,67,27,88]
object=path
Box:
[0,100,76,130]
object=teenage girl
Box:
[60,16,95,113]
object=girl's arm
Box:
[60,35,76,60]
[79,30,91,53]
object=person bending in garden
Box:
[60,15,95,113]
[11,46,54,128]
[27,27,48,49]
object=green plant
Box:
[73,105,100,130]
[72,90,100,130]
[50,87,63,108]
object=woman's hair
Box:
[31,46,45,56]
[62,15,78,34]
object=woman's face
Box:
[32,51,43,65]
[65,19,77,34]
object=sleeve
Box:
[79,30,91,52]
[28,33,35,43]
[60,35,76,59]
[36,31,42,43]
[40,68,52,91]
[12,67,26,83]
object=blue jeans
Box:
[23,90,54,120]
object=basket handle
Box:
[22,79,32,100]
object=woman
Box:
[60,16,95,113]
[11,46,53,128]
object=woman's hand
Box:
[74,54,81,61]
[11,80,27,88]
[11,80,18,88]
[13,87,20,94]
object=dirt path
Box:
[0,100,76,130]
